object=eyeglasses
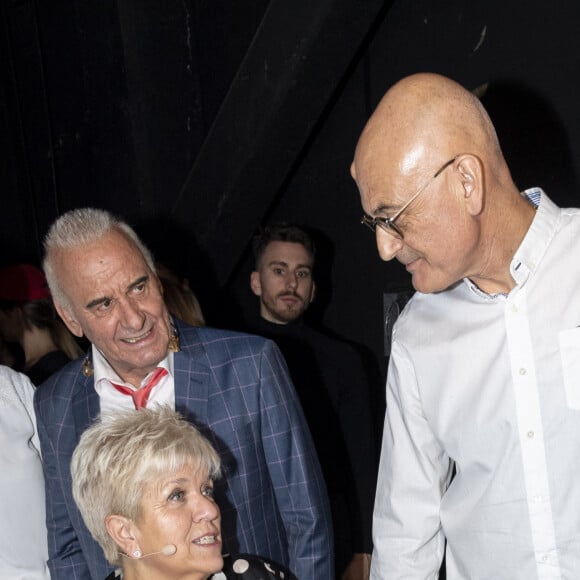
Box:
[360,156,457,240]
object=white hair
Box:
[43,208,156,308]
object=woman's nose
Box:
[193,496,221,522]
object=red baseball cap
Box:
[0,264,51,302]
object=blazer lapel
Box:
[173,346,209,427]
[71,372,100,438]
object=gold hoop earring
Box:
[168,322,181,352]
[81,355,94,377]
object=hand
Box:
[341,552,372,580]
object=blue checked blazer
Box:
[34,321,334,580]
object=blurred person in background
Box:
[156,262,205,327]
[249,224,376,580]
[0,263,82,386]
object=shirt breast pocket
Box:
[559,327,580,409]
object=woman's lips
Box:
[192,534,221,546]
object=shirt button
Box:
[511,304,519,313]
[527,431,535,438]
[519,368,527,375]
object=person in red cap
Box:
[0,263,83,386]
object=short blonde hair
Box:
[71,406,221,565]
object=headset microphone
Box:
[129,544,177,559]
[160,545,177,556]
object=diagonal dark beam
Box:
[170,0,387,286]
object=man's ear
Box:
[105,514,139,557]
[456,155,484,216]
[54,302,84,338]
[250,271,262,297]
[309,281,316,304]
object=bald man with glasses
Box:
[351,73,580,579]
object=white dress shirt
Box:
[371,191,580,579]
[93,346,175,413]
[0,365,50,579]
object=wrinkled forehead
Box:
[70,230,144,265]
[53,231,152,293]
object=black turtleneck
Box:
[248,315,377,566]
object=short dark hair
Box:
[252,224,316,268]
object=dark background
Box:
[3,0,580,425]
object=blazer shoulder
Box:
[177,323,281,369]
[35,357,86,405]
[177,321,271,351]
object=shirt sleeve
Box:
[370,340,453,579]
[258,340,334,579]
[0,367,50,579]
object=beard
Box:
[262,292,307,324]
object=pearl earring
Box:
[133,550,142,558]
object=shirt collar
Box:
[509,188,559,287]
[93,345,173,389]
[464,188,559,298]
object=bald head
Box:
[351,73,533,295]
[352,73,504,188]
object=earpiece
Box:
[123,545,177,559]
